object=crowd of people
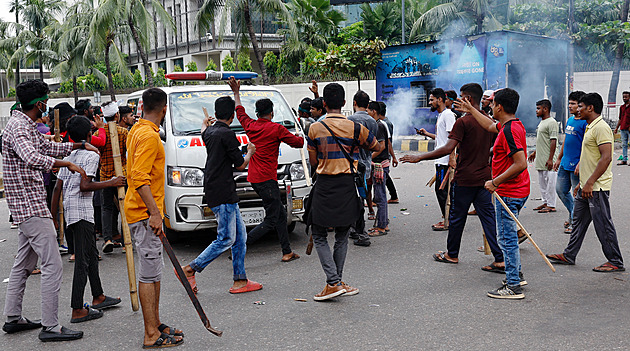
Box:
[0,76,626,347]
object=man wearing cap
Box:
[482,90,494,117]
[99,101,129,253]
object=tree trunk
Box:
[243,1,269,85]
[38,52,43,81]
[14,9,20,87]
[72,75,78,104]
[128,15,154,87]
[105,41,116,100]
[607,0,630,105]
[357,77,361,90]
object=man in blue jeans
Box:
[613,91,630,165]
[181,95,262,294]
[456,88,530,299]
[554,91,587,234]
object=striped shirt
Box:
[58,150,100,225]
[307,114,378,175]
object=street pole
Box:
[401,0,405,44]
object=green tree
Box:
[236,51,253,71]
[607,0,630,104]
[205,60,218,71]
[334,21,366,45]
[316,39,385,89]
[154,68,167,87]
[222,55,236,71]
[132,69,143,88]
[263,51,278,78]
[186,61,198,72]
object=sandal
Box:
[546,253,574,265]
[593,262,625,273]
[518,229,529,244]
[538,207,556,213]
[387,199,399,204]
[431,221,447,231]
[143,332,184,349]
[432,251,457,264]
[481,262,505,273]
[564,226,572,234]
[70,307,103,323]
[174,268,198,294]
[158,323,184,337]
[92,295,121,310]
[368,228,387,237]
[532,204,546,211]
[229,280,263,294]
[367,212,376,221]
[564,221,570,229]
[281,252,300,262]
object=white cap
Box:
[102,102,118,118]
[483,90,494,98]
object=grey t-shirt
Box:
[348,110,378,174]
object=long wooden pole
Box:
[493,192,556,273]
[54,109,65,246]
[107,121,140,311]
[443,166,455,228]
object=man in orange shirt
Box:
[124,88,183,348]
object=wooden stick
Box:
[493,192,556,273]
[53,109,65,246]
[483,232,491,255]
[108,122,140,311]
[443,166,455,228]
[426,175,436,187]
[299,148,312,187]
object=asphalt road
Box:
[1,151,630,350]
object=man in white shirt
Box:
[417,88,456,230]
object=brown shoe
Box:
[314,284,346,301]
[339,282,359,296]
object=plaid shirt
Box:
[58,150,100,225]
[2,110,73,224]
[99,124,128,180]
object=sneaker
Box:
[102,241,114,254]
[58,245,68,255]
[487,284,524,299]
[353,239,371,247]
[339,282,359,296]
[501,272,528,287]
[10,223,18,229]
[314,284,346,301]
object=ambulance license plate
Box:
[242,210,264,225]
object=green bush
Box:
[236,51,253,71]
[205,60,218,71]
[84,74,106,92]
[263,51,278,77]
[222,55,236,71]
[301,46,320,75]
[132,70,144,88]
[185,61,198,72]
[154,68,167,87]
[8,88,16,97]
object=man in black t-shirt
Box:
[367,101,390,236]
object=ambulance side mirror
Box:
[159,126,166,141]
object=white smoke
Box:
[384,88,419,138]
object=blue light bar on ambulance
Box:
[164,71,258,81]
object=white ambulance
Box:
[123,82,311,238]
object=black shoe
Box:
[353,239,371,247]
[102,241,114,253]
[487,284,524,299]
[349,233,360,240]
[2,318,42,334]
[501,272,528,287]
[39,326,83,342]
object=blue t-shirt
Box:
[560,116,587,171]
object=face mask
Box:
[38,102,48,119]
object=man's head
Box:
[378,101,387,119]
[118,105,135,127]
[53,102,77,133]
[460,83,483,107]
[623,91,630,105]
[298,101,311,118]
[255,98,274,120]
[310,98,326,118]
[66,115,93,143]
[75,99,93,119]
[142,88,168,123]
[367,101,380,120]
[102,101,119,122]
[16,79,49,117]
[445,90,457,109]
[353,90,370,112]
[429,88,446,112]
[492,88,520,118]
[482,90,494,108]
[568,91,586,117]
[215,96,236,123]
[322,83,345,112]
[536,99,552,118]
[578,93,603,120]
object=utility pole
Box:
[401,0,405,44]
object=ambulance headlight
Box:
[289,163,305,181]
[168,167,204,187]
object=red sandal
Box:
[229,280,263,294]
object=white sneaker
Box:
[58,245,68,255]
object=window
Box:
[157,61,167,72]
[173,58,184,71]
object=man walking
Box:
[554,91,587,234]
[307,83,381,301]
[546,93,624,272]
[367,101,390,236]
[614,91,630,165]
[230,79,304,262]
[379,102,400,204]
[528,99,558,213]
[125,88,184,348]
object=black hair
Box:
[323,83,345,110]
[623,91,630,96]
[255,98,274,116]
[353,90,370,108]
[93,106,102,118]
[119,105,132,116]
[445,90,457,101]
[459,83,483,104]
[16,79,49,111]
[579,93,604,114]
[378,101,387,116]
[215,96,236,120]
[142,88,167,113]
[301,97,312,105]
[367,101,381,115]
[66,115,92,142]
[311,97,326,114]
[298,101,312,116]
[75,99,91,114]
[101,101,118,122]
[536,99,552,111]
[493,88,520,115]
[568,91,585,102]
[429,88,446,102]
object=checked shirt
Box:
[2,110,73,224]
[58,149,100,225]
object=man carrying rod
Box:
[455,88,530,299]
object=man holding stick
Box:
[455,88,530,299]
[124,88,184,348]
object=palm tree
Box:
[9,0,21,86]
[197,0,294,85]
[607,0,630,105]
[360,1,401,43]
[285,0,345,49]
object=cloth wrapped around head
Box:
[102,101,119,118]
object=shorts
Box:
[128,219,164,283]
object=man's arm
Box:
[80,176,126,192]
[553,135,565,171]
[372,140,386,159]
[453,98,499,133]
[235,143,255,171]
[309,80,319,98]
[308,148,318,167]
[136,185,163,235]
[416,128,435,139]
[400,139,458,163]
[278,127,305,148]
[581,142,612,199]
[485,150,527,192]
[50,178,63,229]
[546,138,557,170]
[387,139,398,167]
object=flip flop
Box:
[546,253,574,265]
[367,213,376,221]
[538,207,556,213]
[70,307,103,323]
[174,268,198,294]
[91,295,122,310]
[368,228,387,237]
[481,262,505,273]
[532,204,546,211]
[158,323,184,337]
[281,252,300,262]
[387,199,399,204]
[143,332,184,349]
[593,262,625,273]
[229,280,263,294]
[432,251,457,264]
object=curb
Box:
[394,138,435,152]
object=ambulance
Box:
[123,72,311,238]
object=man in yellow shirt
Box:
[546,93,624,272]
[125,88,183,348]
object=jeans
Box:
[495,196,527,287]
[556,166,580,222]
[621,129,629,162]
[447,183,503,262]
[435,164,449,217]
[190,203,247,281]
[68,220,103,309]
[373,166,389,229]
[247,180,292,255]
[386,172,398,200]
[101,186,120,242]
[311,224,351,285]
[563,190,623,267]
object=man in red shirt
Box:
[456,88,530,299]
[613,91,630,165]
[228,78,304,262]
